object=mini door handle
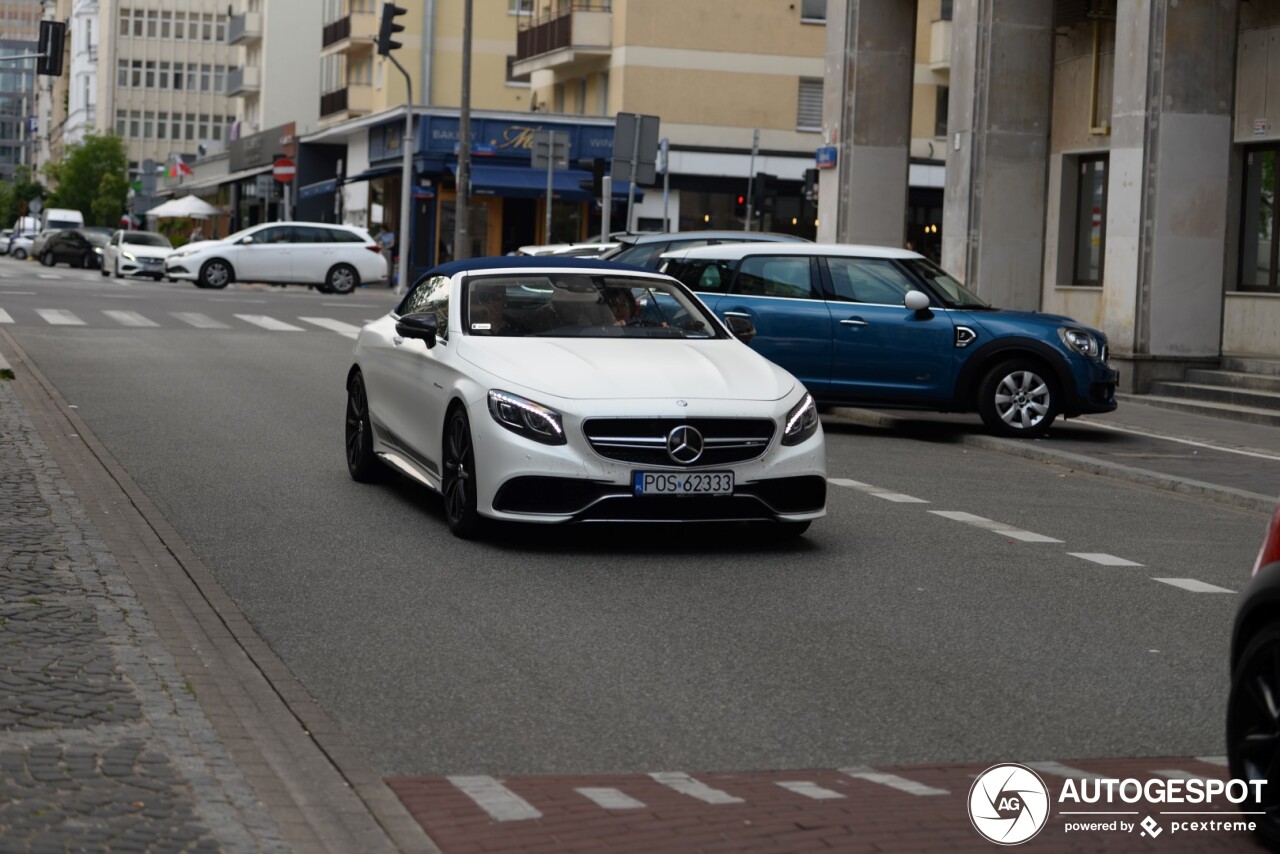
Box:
[840,318,869,327]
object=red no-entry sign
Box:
[273,157,296,183]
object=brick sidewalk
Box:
[389,757,1265,853]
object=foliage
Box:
[44,134,128,227]
[0,166,45,228]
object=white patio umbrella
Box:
[145,195,222,220]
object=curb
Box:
[825,407,1277,515]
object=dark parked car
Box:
[1228,494,1280,850]
[40,229,110,269]
[661,242,1118,438]
[600,231,808,269]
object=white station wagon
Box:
[165,221,386,294]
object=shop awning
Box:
[450,164,642,201]
[345,164,402,184]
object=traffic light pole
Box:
[386,54,413,295]
[744,129,759,232]
[453,0,474,260]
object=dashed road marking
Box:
[0,308,11,323]
[299,316,361,338]
[840,766,948,796]
[171,312,230,329]
[37,273,61,279]
[234,314,305,332]
[1152,578,1234,594]
[648,772,744,804]
[775,781,845,800]
[102,310,159,328]
[872,492,930,503]
[1068,553,1143,567]
[828,478,928,503]
[575,787,646,810]
[930,510,1063,543]
[36,309,84,326]
[446,775,542,822]
[1025,761,1104,780]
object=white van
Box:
[11,215,38,235]
[41,208,84,231]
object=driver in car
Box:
[470,284,528,336]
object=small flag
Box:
[169,155,192,178]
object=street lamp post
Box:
[453,0,473,261]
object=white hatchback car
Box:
[165,221,385,294]
[345,257,827,539]
[101,230,174,280]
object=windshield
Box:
[464,274,723,340]
[903,258,990,309]
[47,219,79,230]
[124,232,173,248]
[83,232,111,246]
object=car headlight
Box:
[487,390,566,445]
[1059,327,1100,358]
[122,251,136,261]
[93,247,103,255]
[782,392,819,446]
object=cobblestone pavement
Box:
[0,378,285,851]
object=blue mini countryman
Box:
[660,243,1118,438]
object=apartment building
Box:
[225,0,321,136]
[0,0,41,180]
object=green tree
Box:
[45,133,128,226]
[0,165,46,228]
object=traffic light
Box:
[36,20,65,76]
[752,172,776,215]
[803,168,818,202]
[734,193,747,220]
[376,3,407,56]
[578,157,605,199]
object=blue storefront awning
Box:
[345,164,402,184]
[449,164,642,201]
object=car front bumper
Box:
[1064,359,1120,416]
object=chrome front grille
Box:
[582,417,776,467]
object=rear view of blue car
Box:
[661,243,1118,438]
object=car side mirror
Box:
[724,313,756,344]
[395,312,438,349]
[905,290,931,313]
[239,236,254,245]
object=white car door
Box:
[234,225,293,283]
[290,225,335,284]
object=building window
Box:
[145,61,155,88]
[216,15,226,42]
[508,0,533,13]
[129,110,140,138]
[117,59,128,87]
[115,109,126,136]
[800,0,826,22]
[215,66,225,93]
[174,12,185,39]
[577,78,588,114]
[598,70,609,115]
[130,60,142,88]
[133,11,143,37]
[146,10,157,37]
[1241,146,1280,293]
[157,111,167,140]
[940,0,953,21]
[505,56,530,87]
[159,61,170,89]
[173,63,184,89]
[554,82,565,112]
[143,111,153,138]
[200,64,211,92]
[796,78,822,131]
[935,86,949,137]
[118,9,130,37]
[1072,154,1108,286]
[160,12,171,38]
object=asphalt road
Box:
[0,256,1265,780]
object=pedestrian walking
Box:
[379,224,397,288]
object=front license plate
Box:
[633,471,734,496]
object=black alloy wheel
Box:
[442,408,482,539]
[326,263,359,295]
[199,259,231,289]
[976,358,1060,438]
[344,372,384,483]
[1228,624,1280,849]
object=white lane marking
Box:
[36,309,84,326]
[828,478,878,491]
[103,310,159,328]
[648,772,744,804]
[840,766,948,796]
[1080,420,1280,462]
[0,308,12,323]
[1196,756,1229,767]
[1025,761,1103,780]
[828,478,929,504]
[234,314,304,331]
[0,290,35,294]
[1068,553,1144,567]
[210,298,266,303]
[1152,578,1235,594]
[930,510,1063,543]
[298,316,361,339]
[1154,769,1213,781]
[37,273,61,279]
[171,312,230,329]
[446,775,542,821]
[776,781,845,800]
[322,302,377,308]
[575,787,646,809]
[873,492,929,504]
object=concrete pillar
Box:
[1103,0,1238,391]
[817,0,916,247]
[941,0,1054,310]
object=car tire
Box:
[442,407,483,539]
[976,358,1060,438]
[1228,623,1280,850]
[114,261,123,279]
[326,263,359,295]
[40,251,55,267]
[315,281,335,294]
[345,372,385,484]
[198,259,232,289]
[12,248,26,260]
[100,263,108,277]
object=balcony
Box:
[320,11,377,57]
[512,2,612,78]
[319,84,373,122]
[929,18,951,74]
[227,12,261,46]
[226,66,260,97]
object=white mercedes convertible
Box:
[345,257,826,539]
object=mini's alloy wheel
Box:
[1228,624,1280,849]
[326,263,359,295]
[344,373,384,483]
[977,359,1059,438]
[442,408,483,539]
[199,259,231,289]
